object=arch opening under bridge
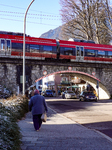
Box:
[35,70,110,100]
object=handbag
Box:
[41,113,47,122]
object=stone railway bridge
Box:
[0,56,112,99]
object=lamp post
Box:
[23,0,35,95]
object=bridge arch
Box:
[35,70,110,100]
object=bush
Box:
[0,95,29,150]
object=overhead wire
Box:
[0,17,60,26]
[0,11,61,20]
[0,4,60,16]
[0,3,62,27]
[0,10,60,18]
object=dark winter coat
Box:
[28,93,48,115]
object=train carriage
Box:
[0,32,57,60]
[59,39,112,63]
[0,31,112,63]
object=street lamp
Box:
[23,0,35,95]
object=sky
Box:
[0,0,62,37]
[1,0,112,38]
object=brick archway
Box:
[35,70,100,82]
[35,70,110,99]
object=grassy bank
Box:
[0,95,29,150]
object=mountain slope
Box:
[39,26,63,39]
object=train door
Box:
[0,39,11,51]
[1,39,5,50]
[0,39,11,55]
[76,46,84,60]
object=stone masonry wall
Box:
[0,62,112,96]
[0,64,17,94]
[31,65,112,95]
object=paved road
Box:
[18,107,112,150]
[46,98,112,139]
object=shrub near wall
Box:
[0,96,29,150]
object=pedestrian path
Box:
[18,107,112,150]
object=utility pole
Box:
[23,0,35,95]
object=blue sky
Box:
[0,0,112,38]
[0,0,62,37]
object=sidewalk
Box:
[18,107,112,150]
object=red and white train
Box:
[0,31,112,63]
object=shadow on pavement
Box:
[82,121,112,139]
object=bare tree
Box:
[60,0,112,44]
[103,0,112,32]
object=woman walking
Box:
[29,89,48,131]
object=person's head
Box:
[34,89,40,95]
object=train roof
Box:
[0,33,57,46]
[59,39,112,51]
[0,31,112,50]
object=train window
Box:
[30,44,40,52]
[60,47,64,55]
[85,49,95,57]
[98,50,105,57]
[72,48,76,55]
[60,47,75,55]
[12,43,23,51]
[26,44,30,52]
[52,46,57,53]
[6,40,11,51]
[77,47,80,56]
[105,51,108,57]
[39,45,43,51]
[81,47,84,56]
[43,46,52,52]
[64,47,73,55]
[108,51,112,58]
[1,39,5,50]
